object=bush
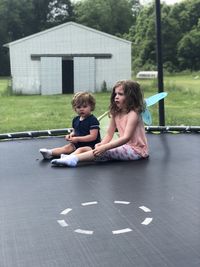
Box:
[101,80,107,92]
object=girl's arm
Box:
[93,111,138,156]
[97,116,116,145]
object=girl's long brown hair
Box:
[109,80,146,116]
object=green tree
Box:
[160,4,181,70]
[177,24,200,70]
[0,0,74,75]
[0,0,74,40]
[126,0,200,72]
[128,4,156,70]
[29,0,74,32]
[170,0,200,33]
[47,0,74,26]
[0,0,34,41]
[169,0,200,70]
[74,0,136,35]
[0,0,32,75]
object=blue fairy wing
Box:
[145,92,168,107]
[142,108,152,125]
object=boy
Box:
[40,92,101,159]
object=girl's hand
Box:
[93,145,106,157]
[95,142,102,148]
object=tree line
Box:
[0,0,200,76]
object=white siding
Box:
[10,45,41,94]
[95,43,131,91]
[7,22,131,95]
[74,57,95,92]
[40,57,62,95]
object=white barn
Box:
[4,22,131,95]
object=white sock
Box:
[51,155,78,167]
[39,148,53,159]
[61,154,68,158]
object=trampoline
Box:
[0,130,200,267]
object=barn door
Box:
[74,57,95,92]
[62,59,74,94]
[41,57,62,95]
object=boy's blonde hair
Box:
[71,92,96,111]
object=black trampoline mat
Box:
[0,134,200,267]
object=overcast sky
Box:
[140,0,183,4]
[72,0,183,4]
[71,0,183,6]
[160,0,182,4]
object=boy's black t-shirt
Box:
[72,114,101,149]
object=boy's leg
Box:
[60,146,92,160]
[52,143,75,156]
[72,146,92,154]
[40,143,75,159]
[39,148,53,159]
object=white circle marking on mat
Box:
[57,200,153,235]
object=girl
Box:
[51,80,149,167]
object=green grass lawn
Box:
[0,73,199,134]
[0,89,110,133]
[137,72,200,126]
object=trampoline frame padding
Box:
[0,126,200,140]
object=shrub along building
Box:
[4,22,131,95]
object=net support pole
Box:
[155,0,165,126]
